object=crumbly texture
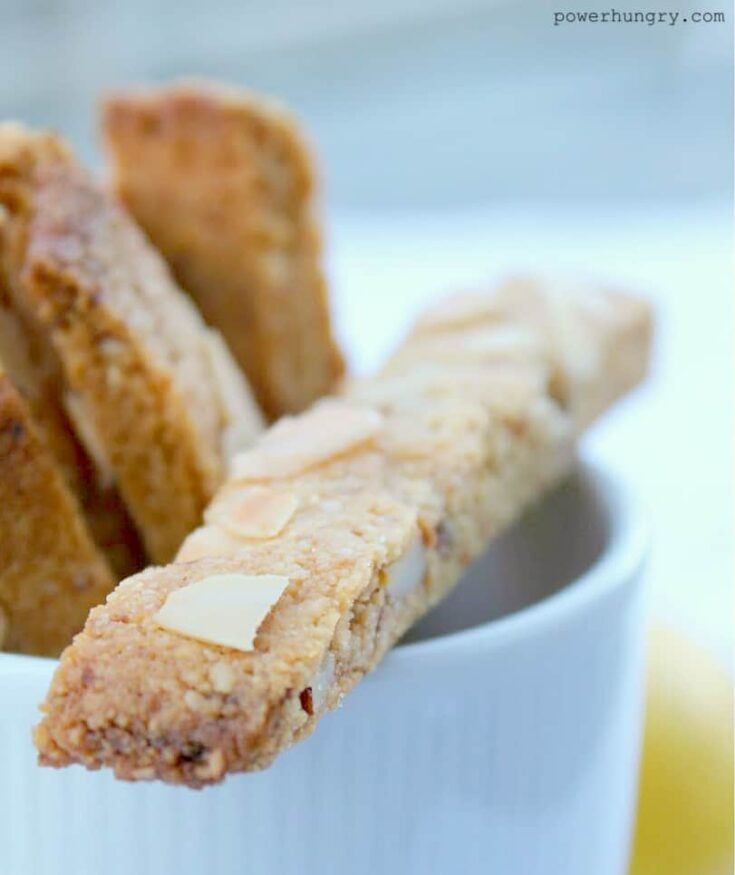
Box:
[0,125,144,579]
[101,80,344,420]
[0,123,262,563]
[36,280,651,786]
[0,366,116,656]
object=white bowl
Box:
[1,457,647,875]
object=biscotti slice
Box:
[0,292,144,581]
[0,127,144,579]
[35,280,651,786]
[0,123,263,563]
[101,79,344,420]
[0,364,116,656]
[407,275,652,429]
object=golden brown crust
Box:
[101,79,344,420]
[0,367,116,656]
[0,124,144,580]
[35,279,651,786]
[0,122,262,563]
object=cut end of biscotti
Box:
[100,79,345,420]
[0,368,117,656]
[0,120,263,567]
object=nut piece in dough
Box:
[413,292,503,335]
[382,537,427,600]
[310,651,335,713]
[176,526,245,563]
[153,573,290,652]
[232,401,382,481]
[205,486,298,540]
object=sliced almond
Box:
[153,573,290,652]
[414,292,503,335]
[393,325,540,371]
[231,400,382,481]
[494,276,602,397]
[205,486,298,540]
[310,651,335,713]
[176,525,245,563]
[353,362,545,411]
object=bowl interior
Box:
[401,463,609,645]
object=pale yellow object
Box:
[205,486,298,540]
[176,526,245,563]
[231,400,383,481]
[382,536,428,599]
[630,625,734,875]
[153,573,290,652]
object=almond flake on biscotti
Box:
[153,573,290,652]
[205,486,298,540]
[231,401,382,481]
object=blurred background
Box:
[1,0,731,209]
[0,1,732,868]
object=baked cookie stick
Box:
[404,275,651,429]
[0,123,263,563]
[101,80,344,420]
[0,365,115,656]
[36,279,651,786]
[0,129,144,579]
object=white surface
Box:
[3,462,647,875]
[329,201,733,664]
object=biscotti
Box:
[101,80,344,420]
[0,365,116,656]
[0,129,144,580]
[35,278,651,786]
[0,123,263,564]
[404,275,651,429]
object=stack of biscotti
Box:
[0,364,116,655]
[101,80,345,421]
[0,123,264,655]
[35,277,651,785]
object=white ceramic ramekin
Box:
[1,457,647,875]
